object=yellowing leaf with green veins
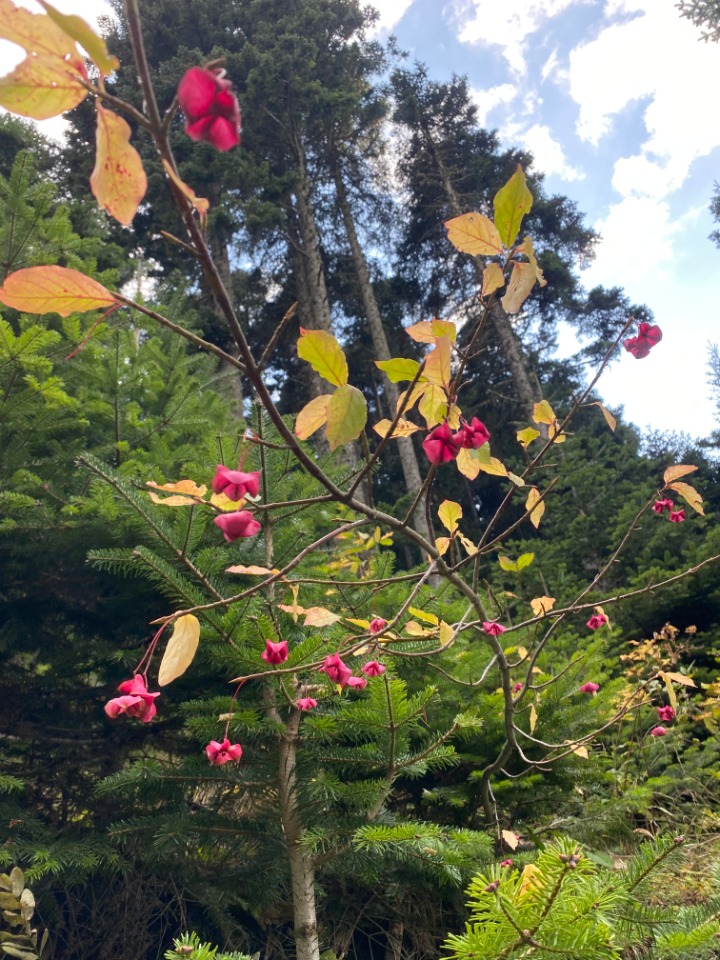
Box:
[667,481,704,515]
[36,0,119,75]
[532,400,557,425]
[146,479,207,505]
[91,104,147,226]
[295,394,331,440]
[482,262,505,297]
[438,499,462,534]
[375,357,423,382]
[405,321,435,343]
[409,607,439,626]
[529,703,537,732]
[423,336,451,387]
[499,552,534,572]
[439,621,454,644]
[508,472,525,487]
[373,417,420,439]
[405,621,432,636]
[303,607,340,628]
[418,383,448,428]
[445,212,504,257]
[494,164,533,248]
[530,596,556,616]
[501,829,519,850]
[325,384,367,451]
[0,265,116,315]
[526,487,545,529]
[458,533,478,556]
[435,536,451,556]
[501,260,537,314]
[430,318,457,341]
[158,614,200,686]
[297,328,348,386]
[163,160,209,220]
[588,401,616,432]
[664,464,698,484]
[515,237,546,287]
[226,564,279,576]
[498,555,517,572]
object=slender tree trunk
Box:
[207,221,244,422]
[330,157,431,544]
[419,119,542,417]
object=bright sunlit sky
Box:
[7,0,720,439]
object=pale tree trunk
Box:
[331,158,432,545]
[419,119,542,418]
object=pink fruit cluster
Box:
[624,321,662,360]
[652,498,685,523]
[104,674,160,723]
[422,418,490,466]
[212,465,262,541]
[177,67,241,151]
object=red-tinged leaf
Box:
[482,262,505,297]
[297,329,348,386]
[444,212,504,257]
[295,394,331,440]
[667,481,704,515]
[91,104,147,226]
[494,165,533,248]
[0,266,115,316]
[303,606,340,627]
[372,417,420,439]
[663,464,698,484]
[438,499,462,534]
[325,383,367,450]
[36,0,119,76]
[423,335,451,388]
[501,260,537,314]
[404,321,435,343]
[158,614,200,686]
[162,160,209,220]
[375,357,423,382]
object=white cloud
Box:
[453,0,588,76]
[509,122,585,181]
[469,83,517,127]
[367,0,414,34]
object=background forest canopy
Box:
[2,1,720,960]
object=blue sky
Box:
[6,0,720,439]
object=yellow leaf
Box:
[225,564,279,576]
[91,104,147,226]
[525,487,545,529]
[397,381,428,418]
[458,533,478,557]
[36,0,119,75]
[209,492,247,511]
[494,165,533,248]
[0,265,115,316]
[532,400,556,425]
[325,384,367,451]
[345,617,371,629]
[456,447,481,480]
[529,703,537,732]
[418,382,449,428]
[162,160,209,221]
[423,336,452,388]
[588,401,617,432]
[438,499,462,534]
[501,261,537,314]
[430,319,457,341]
[297,329,348,386]
[408,607,439,626]
[515,236,546,287]
[444,212,504,257]
[434,537,451,556]
[295,394,331,440]
[375,358,423,382]
[158,614,200,686]
[482,262,505,297]
[405,621,432,636]
[372,417,420,439]
[516,552,534,570]
[530,596,556,617]
[517,426,540,448]
[667,481,704,515]
[508,472,525,487]
[278,601,304,622]
[146,479,207,505]
[663,464,698,484]
[303,607,340,628]
[498,556,517,572]
[501,829,519,850]
[404,321,435,343]
[568,744,589,759]
[548,423,566,444]
[661,671,696,688]
[518,863,542,899]
[439,621,454,644]
[477,457,509,478]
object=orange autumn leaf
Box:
[91,104,147,226]
[0,265,116,316]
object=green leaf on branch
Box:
[0,265,116,315]
[297,328,348,386]
[444,212,504,257]
[375,358,423,382]
[493,164,533,248]
[325,384,367,450]
[158,615,200,686]
[498,552,534,572]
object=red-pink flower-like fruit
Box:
[500,858,513,868]
[652,498,674,514]
[261,639,288,665]
[650,725,668,737]
[320,654,352,687]
[297,697,318,711]
[347,676,368,690]
[205,737,243,765]
[657,705,676,722]
[212,465,261,501]
[512,682,523,694]
[586,613,608,630]
[422,422,462,465]
[178,67,241,151]
[106,674,160,723]
[483,621,506,637]
[369,617,387,635]
[580,681,600,694]
[362,660,386,677]
[669,509,685,523]
[456,416,490,450]
[214,510,261,542]
[624,321,663,359]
